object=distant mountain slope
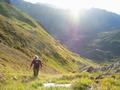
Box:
[11,0,120,62]
[0,1,94,74]
[0,0,10,3]
[86,30,120,61]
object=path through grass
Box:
[0,72,120,90]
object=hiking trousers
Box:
[33,68,39,77]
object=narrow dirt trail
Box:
[43,83,71,88]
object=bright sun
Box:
[69,6,83,18]
[51,0,91,18]
[65,1,87,19]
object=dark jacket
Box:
[30,59,42,69]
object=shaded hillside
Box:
[0,1,95,75]
[11,0,120,62]
[0,0,10,3]
[85,30,120,61]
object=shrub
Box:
[101,77,120,90]
[72,78,93,90]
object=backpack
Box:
[33,59,41,69]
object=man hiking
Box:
[30,55,42,78]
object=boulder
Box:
[87,66,95,73]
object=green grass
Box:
[72,78,93,90]
[101,75,120,90]
[0,72,120,90]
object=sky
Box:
[24,0,120,15]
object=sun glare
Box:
[68,9,81,21]
[68,9,85,23]
[25,0,91,17]
[25,0,120,15]
[51,0,88,20]
[66,1,87,20]
[70,10,80,17]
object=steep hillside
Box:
[11,0,70,40]
[0,1,94,75]
[11,0,120,62]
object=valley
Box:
[0,0,120,90]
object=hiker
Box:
[30,55,42,77]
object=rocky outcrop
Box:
[86,61,120,74]
[100,61,120,73]
[87,66,95,73]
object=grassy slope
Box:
[0,2,95,76]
